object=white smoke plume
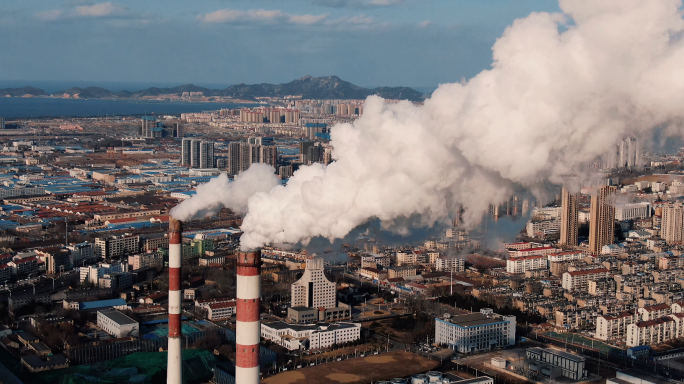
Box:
[236,0,684,249]
[170,163,280,221]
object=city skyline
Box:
[0,0,560,88]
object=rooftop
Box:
[529,347,586,362]
[439,313,510,328]
[98,309,138,325]
[80,298,126,310]
[567,268,609,276]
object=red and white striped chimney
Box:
[167,218,183,384]
[236,249,261,384]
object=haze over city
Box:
[3,1,684,384]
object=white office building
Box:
[435,309,516,354]
[80,262,126,285]
[615,202,651,221]
[97,309,139,338]
[261,321,361,351]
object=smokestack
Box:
[236,249,261,384]
[167,217,183,384]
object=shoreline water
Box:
[0,98,260,119]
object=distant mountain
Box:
[218,76,424,101]
[1,76,425,101]
[0,86,48,97]
[54,86,117,99]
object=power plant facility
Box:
[166,217,262,384]
[167,218,183,384]
[235,249,262,383]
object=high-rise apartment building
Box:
[279,165,293,180]
[291,257,336,309]
[199,141,215,168]
[182,139,214,168]
[94,235,140,259]
[589,186,616,255]
[227,142,241,176]
[239,142,253,172]
[300,141,314,163]
[603,137,640,169]
[141,116,157,138]
[181,138,193,166]
[619,137,640,168]
[661,202,684,244]
[259,145,277,167]
[560,188,579,247]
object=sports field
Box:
[545,332,621,354]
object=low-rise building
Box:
[507,255,548,274]
[627,317,676,347]
[387,266,416,279]
[562,268,611,292]
[526,347,587,381]
[287,303,351,324]
[396,251,426,266]
[361,254,390,269]
[207,301,237,320]
[128,252,163,270]
[595,311,636,341]
[435,309,516,354]
[261,321,361,350]
[94,234,140,259]
[435,256,465,272]
[97,309,139,338]
[0,263,11,283]
[21,354,69,373]
[359,267,387,281]
[638,304,671,321]
[7,256,38,275]
[199,254,225,266]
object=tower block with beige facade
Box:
[589,186,616,255]
[291,257,336,309]
[560,187,579,247]
[662,202,684,244]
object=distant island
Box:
[0,76,425,102]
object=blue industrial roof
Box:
[628,345,651,351]
[0,220,19,230]
[141,317,187,326]
[79,298,127,310]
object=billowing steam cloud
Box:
[177,0,684,250]
[170,163,280,221]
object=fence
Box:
[67,327,276,368]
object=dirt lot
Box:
[262,351,440,384]
[361,319,414,344]
[299,342,386,363]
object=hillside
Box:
[1,76,425,101]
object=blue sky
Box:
[0,0,561,89]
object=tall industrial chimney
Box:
[167,218,183,384]
[236,249,261,384]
